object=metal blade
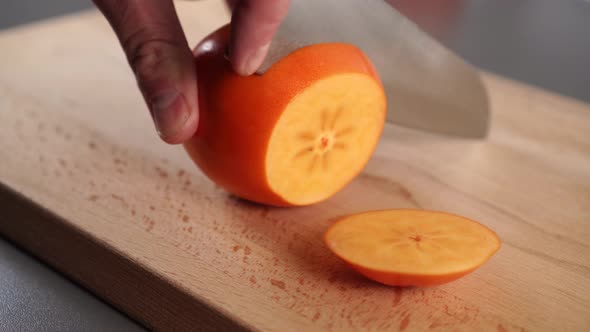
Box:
[257,0,490,138]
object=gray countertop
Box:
[0,238,144,332]
[1,0,589,330]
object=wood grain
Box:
[0,1,589,331]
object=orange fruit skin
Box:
[184,24,385,206]
[345,263,482,287]
[324,209,502,287]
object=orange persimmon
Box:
[324,209,501,286]
[184,25,386,206]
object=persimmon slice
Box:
[266,73,385,205]
[324,209,501,286]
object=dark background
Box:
[1,0,589,330]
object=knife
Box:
[255,0,490,138]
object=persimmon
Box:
[324,209,501,286]
[184,25,386,206]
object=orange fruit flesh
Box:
[266,73,385,205]
[324,209,501,286]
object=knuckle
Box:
[122,29,181,86]
[131,40,170,76]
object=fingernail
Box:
[238,42,270,76]
[149,88,190,139]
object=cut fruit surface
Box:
[324,209,501,286]
[266,73,385,205]
[184,24,386,207]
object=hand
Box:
[93,0,290,144]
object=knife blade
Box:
[256,0,490,138]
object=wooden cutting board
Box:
[1,1,589,331]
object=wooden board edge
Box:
[0,183,251,332]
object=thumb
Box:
[93,0,198,144]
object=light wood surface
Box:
[1,1,589,331]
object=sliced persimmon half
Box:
[185,24,386,207]
[324,209,501,286]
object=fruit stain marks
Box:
[216,205,404,329]
[211,200,524,331]
[2,99,529,331]
[399,313,412,331]
[270,279,286,290]
[497,324,508,332]
[1,91,229,303]
[18,97,211,244]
